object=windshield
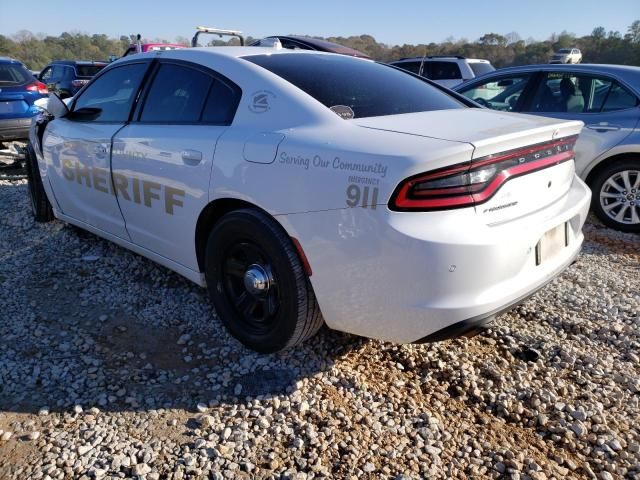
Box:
[76,65,106,77]
[558,49,572,54]
[243,54,464,119]
[469,62,495,76]
[0,62,32,86]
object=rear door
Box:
[524,71,640,174]
[112,60,241,270]
[43,61,150,238]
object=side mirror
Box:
[68,107,101,121]
[497,79,514,87]
[43,93,70,118]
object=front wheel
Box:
[204,209,323,353]
[590,159,640,232]
[24,143,54,223]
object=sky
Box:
[0,0,638,45]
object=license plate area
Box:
[0,100,28,114]
[535,222,568,266]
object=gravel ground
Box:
[0,178,638,480]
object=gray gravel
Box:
[0,178,638,479]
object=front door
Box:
[43,61,150,239]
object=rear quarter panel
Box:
[210,122,473,214]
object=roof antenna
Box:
[418,47,427,77]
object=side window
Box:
[140,63,212,123]
[530,73,588,113]
[395,62,421,75]
[459,75,531,112]
[601,82,638,112]
[50,65,64,81]
[531,73,638,114]
[72,63,147,122]
[39,67,53,82]
[427,61,462,80]
[201,80,240,124]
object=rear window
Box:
[0,62,32,86]
[243,54,463,119]
[469,62,495,77]
[76,65,106,77]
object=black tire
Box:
[24,143,54,223]
[589,158,640,233]
[205,208,323,353]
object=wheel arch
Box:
[584,152,640,187]
[195,198,258,272]
[194,198,308,275]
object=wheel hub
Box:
[599,169,640,225]
[243,264,271,296]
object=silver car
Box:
[455,64,640,232]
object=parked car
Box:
[250,36,370,58]
[0,57,48,142]
[550,48,582,64]
[454,64,640,232]
[389,56,494,88]
[38,61,107,99]
[190,26,370,58]
[28,48,589,352]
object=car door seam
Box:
[109,123,134,241]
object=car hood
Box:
[355,108,583,158]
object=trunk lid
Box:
[358,109,583,223]
[0,87,32,119]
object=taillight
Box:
[389,135,578,211]
[72,79,89,88]
[26,81,48,95]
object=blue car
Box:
[454,64,640,232]
[0,57,48,142]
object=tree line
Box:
[1,20,639,71]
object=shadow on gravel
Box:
[0,181,368,415]
[1,259,367,415]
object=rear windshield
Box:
[243,54,464,119]
[469,62,495,76]
[0,62,32,86]
[76,65,106,77]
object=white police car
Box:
[27,47,591,352]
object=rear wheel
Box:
[24,143,54,223]
[204,209,323,353]
[590,159,640,232]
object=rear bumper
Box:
[280,175,591,343]
[0,117,32,141]
[414,249,580,343]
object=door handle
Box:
[586,123,621,132]
[181,149,203,164]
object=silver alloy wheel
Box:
[599,169,640,225]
